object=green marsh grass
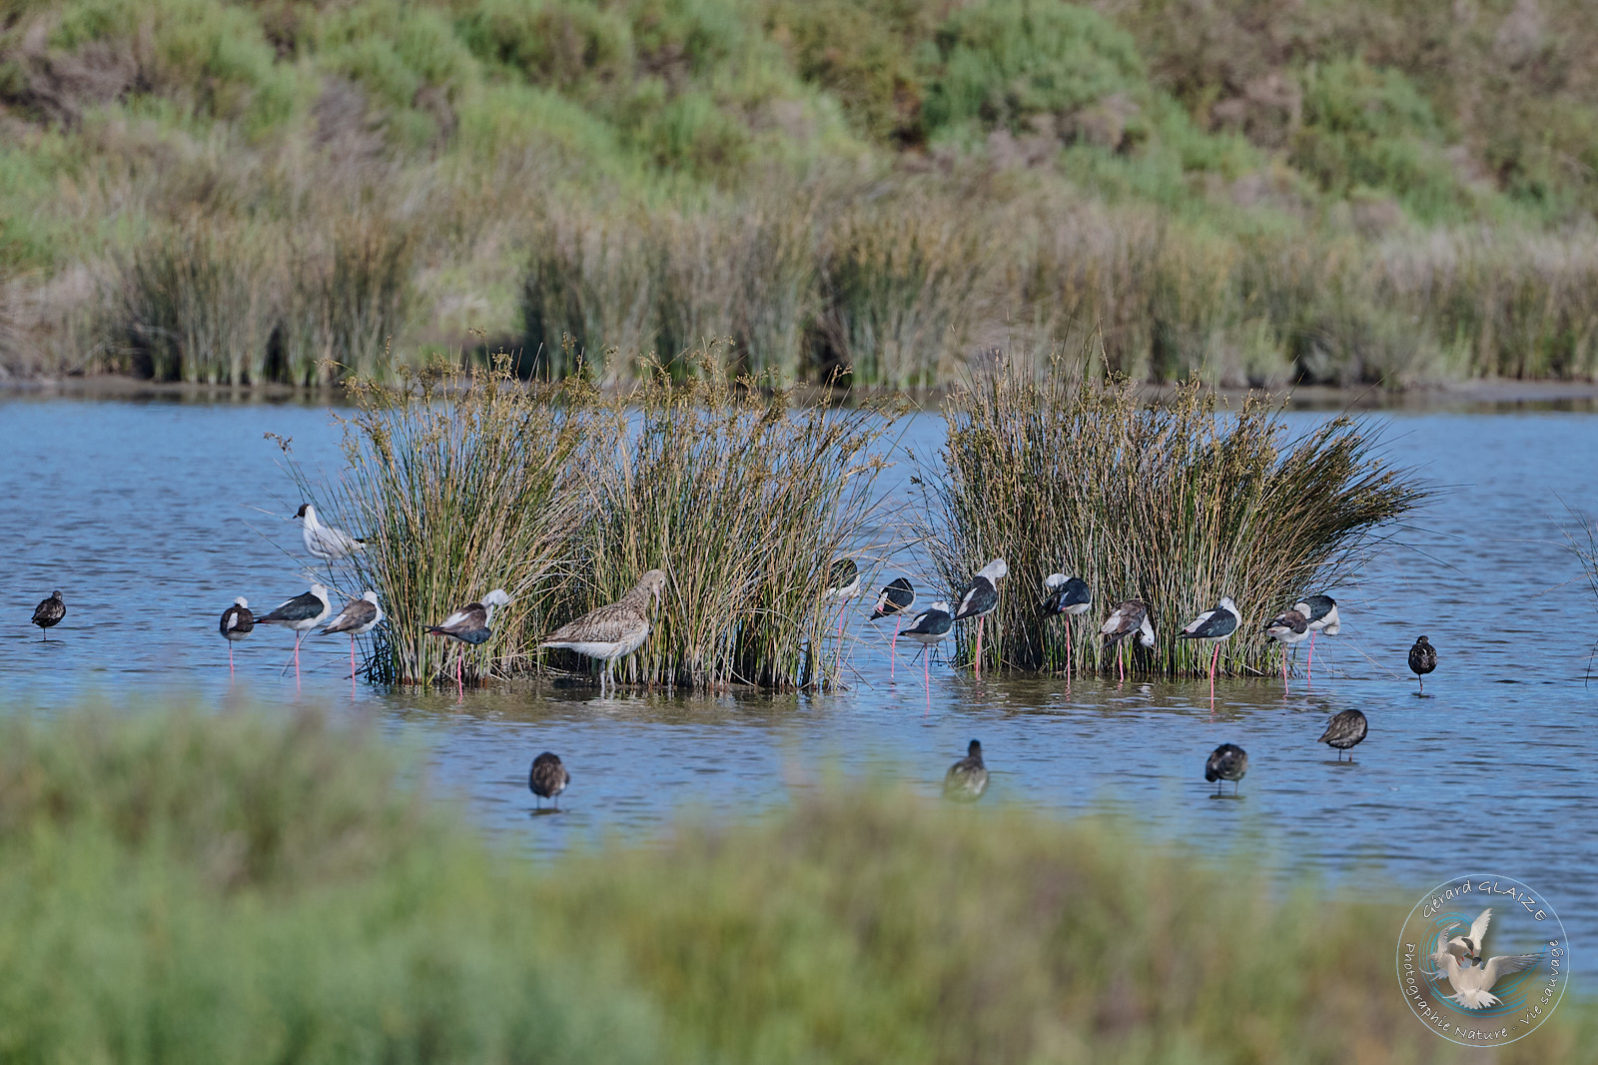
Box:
[924,360,1425,677]
[301,356,893,690]
[4,705,1592,1064]
[557,357,894,689]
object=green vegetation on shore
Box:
[4,704,1591,1062]
[5,1,1598,387]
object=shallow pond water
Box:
[2,394,1596,978]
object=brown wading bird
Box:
[943,739,989,801]
[1100,599,1154,682]
[540,569,668,694]
[427,589,512,692]
[31,590,65,640]
[1318,708,1368,761]
[1409,635,1437,693]
[1205,742,1248,796]
[321,590,384,682]
[528,751,571,811]
[218,596,254,676]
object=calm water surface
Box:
[3,395,1596,977]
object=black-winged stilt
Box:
[294,503,365,561]
[1294,594,1340,679]
[1100,599,1154,682]
[1177,596,1240,697]
[868,577,915,676]
[31,590,65,640]
[256,583,332,685]
[1318,708,1367,761]
[529,751,571,810]
[218,596,253,676]
[1408,635,1437,693]
[942,739,988,801]
[426,589,511,693]
[321,590,384,681]
[540,570,667,694]
[1263,608,1309,686]
[1205,742,1248,796]
[953,558,1007,677]
[821,557,860,651]
[1041,573,1091,673]
[902,600,953,700]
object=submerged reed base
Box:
[288,355,893,690]
[924,360,1426,677]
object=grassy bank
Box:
[925,364,1424,676]
[297,360,893,689]
[2,704,1591,1063]
[5,1,1598,387]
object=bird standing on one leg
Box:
[953,558,1007,677]
[1263,608,1310,688]
[1100,599,1154,683]
[1041,574,1091,674]
[1294,594,1340,680]
[540,570,667,694]
[868,578,915,677]
[1318,708,1368,761]
[901,600,953,706]
[1205,743,1248,796]
[31,590,65,640]
[528,751,571,811]
[821,558,860,651]
[1408,635,1437,694]
[219,596,254,676]
[320,590,384,685]
[1177,596,1240,699]
[427,589,512,695]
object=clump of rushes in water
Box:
[562,351,895,690]
[922,354,1425,678]
[291,362,591,685]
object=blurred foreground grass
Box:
[0,705,1588,1063]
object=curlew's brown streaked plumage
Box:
[541,570,667,694]
[1318,708,1368,761]
[1408,635,1437,693]
[528,751,571,810]
[31,590,65,640]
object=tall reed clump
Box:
[555,352,893,689]
[923,357,1425,676]
[323,363,592,685]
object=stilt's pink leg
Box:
[229,644,235,677]
[1307,632,1315,680]
[975,616,984,678]
[1065,623,1073,675]
[890,617,900,678]
[1209,644,1219,700]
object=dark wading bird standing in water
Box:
[320,590,384,683]
[255,583,332,687]
[1040,574,1091,674]
[1409,635,1437,694]
[540,569,667,695]
[1205,743,1248,796]
[218,596,254,676]
[1318,708,1368,762]
[1100,599,1154,683]
[868,577,916,678]
[953,558,1007,678]
[1263,608,1310,688]
[943,739,988,801]
[1294,594,1340,680]
[31,590,65,640]
[528,751,571,811]
[1177,596,1241,698]
[427,589,512,694]
[294,503,365,561]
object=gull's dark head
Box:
[294,503,312,520]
